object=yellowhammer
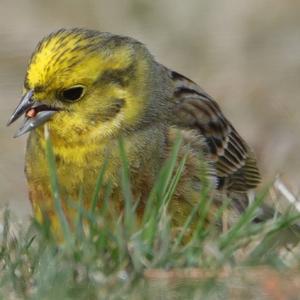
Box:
[8,28,260,234]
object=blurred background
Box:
[1,0,299,218]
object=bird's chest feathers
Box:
[26,131,118,199]
[54,143,104,188]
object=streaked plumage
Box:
[166,68,260,192]
[8,28,261,235]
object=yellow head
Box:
[9,28,167,142]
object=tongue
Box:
[26,108,37,118]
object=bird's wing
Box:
[167,68,261,192]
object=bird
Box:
[7,28,261,237]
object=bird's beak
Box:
[7,89,58,138]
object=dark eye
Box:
[60,86,85,102]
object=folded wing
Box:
[167,69,261,192]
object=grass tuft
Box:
[0,133,300,299]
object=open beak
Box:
[7,89,59,138]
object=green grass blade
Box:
[44,126,71,243]
[118,138,136,234]
[90,159,109,213]
[219,187,269,251]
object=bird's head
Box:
[8,28,164,141]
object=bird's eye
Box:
[60,86,85,102]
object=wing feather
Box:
[167,69,261,192]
